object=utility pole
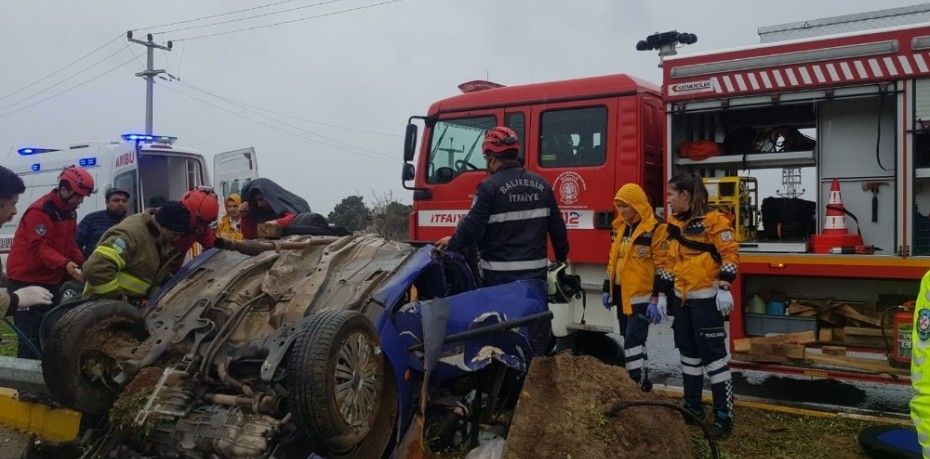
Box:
[127,31,171,135]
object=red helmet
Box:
[58,166,95,197]
[482,126,520,156]
[181,187,219,228]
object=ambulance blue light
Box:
[122,133,156,142]
[31,164,40,172]
[78,157,97,167]
[18,147,58,155]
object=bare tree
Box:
[369,191,412,241]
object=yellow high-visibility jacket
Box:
[606,184,669,315]
[82,210,178,299]
[911,270,930,457]
[666,210,739,300]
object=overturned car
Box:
[41,234,552,458]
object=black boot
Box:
[709,410,733,439]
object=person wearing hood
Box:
[216,193,244,240]
[602,183,670,393]
[238,178,310,239]
[76,187,131,258]
[665,173,739,439]
[0,166,53,322]
[83,201,191,301]
[5,165,92,359]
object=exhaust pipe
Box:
[214,237,338,256]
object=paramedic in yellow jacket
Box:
[912,270,930,457]
[83,202,190,300]
[602,183,669,392]
[666,173,739,439]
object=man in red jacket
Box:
[5,165,93,358]
[171,187,219,272]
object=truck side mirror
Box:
[402,163,415,182]
[403,123,418,162]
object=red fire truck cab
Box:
[403,74,664,339]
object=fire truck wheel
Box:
[287,310,385,453]
[41,300,148,415]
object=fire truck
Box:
[401,76,664,345]
[403,13,930,384]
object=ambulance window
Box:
[539,106,607,167]
[113,171,139,214]
[427,116,496,183]
[505,112,526,161]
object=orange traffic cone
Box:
[811,178,863,253]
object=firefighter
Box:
[602,183,669,392]
[5,165,93,359]
[83,201,191,301]
[0,166,53,319]
[76,187,130,258]
[665,173,739,439]
[436,126,569,286]
[912,270,930,458]
[238,178,310,239]
[217,193,244,240]
[173,187,220,268]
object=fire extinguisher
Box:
[882,301,915,368]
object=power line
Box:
[0,33,123,103]
[160,82,394,163]
[0,55,137,119]
[132,0,311,33]
[0,44,131,113]
[153,0,349,35]
[172,0,405,42]
[168,79,395,155]
[175,79,398,137]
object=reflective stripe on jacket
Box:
[82,210,178,299]
[912,270,930,458]
[448,163,569,271]
[666,211,739,300]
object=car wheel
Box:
[41,300,147,415]
[287,310,385,453]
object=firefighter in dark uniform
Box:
[665,173,739,439]
[5,165,93,358]
[436,126,569,286]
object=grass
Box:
[0,319,17,357]
[691,406,881,458]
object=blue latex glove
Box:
[646,294,667,324]
[601,292,611,309]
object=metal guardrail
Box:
[0,356,47,393]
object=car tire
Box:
[287,310,385,453]
[42,300,147,415]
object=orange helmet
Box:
[181,187,219,228]
[482,126,520,156]
[58,165,95,197]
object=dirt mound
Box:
[503,353,692,459]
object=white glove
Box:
[13,286,53,309]
[716,289,734,316]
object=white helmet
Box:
[547,261,581,303]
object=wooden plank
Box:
[733,352,788,364]
[822,346,846,356]
[804,353,908,376]
[733,331,816,354]
[843,327,892,337]
[818,327,833,342]
[783,344,806,360]
[836,305,883,328]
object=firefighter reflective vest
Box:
[83,210,178,299]
[911,270,930,458]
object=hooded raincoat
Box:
[240,179,311,239]
[605,184,670,315]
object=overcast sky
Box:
[0,0,924,213]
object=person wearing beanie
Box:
[82,201,191,301]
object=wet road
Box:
[638,321,911,415]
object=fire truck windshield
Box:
[427,116,496,183]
